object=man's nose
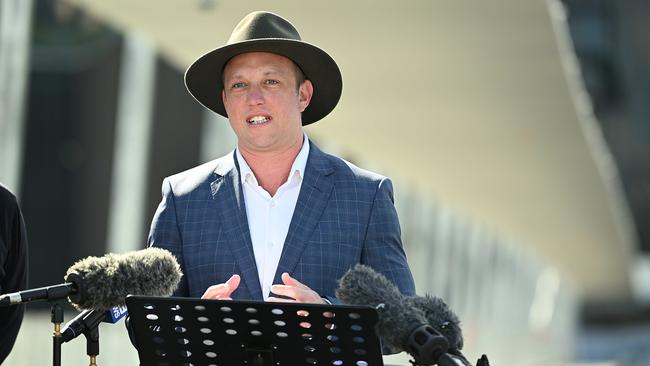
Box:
[246,85,264,105]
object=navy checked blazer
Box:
[148,141,415,302]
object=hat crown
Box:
[228,11,302,44]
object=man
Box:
[0,183,28,363]
[149,11,415,303]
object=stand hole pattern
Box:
[127,297,382,366]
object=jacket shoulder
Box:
[164,152,234,196]
[318,149,387,184]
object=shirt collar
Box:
[236,133,310,187]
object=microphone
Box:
[404,294,464,352]
[61,305,128,343]
[64,247,182,310]
[0,247,181,310]
[405,295,473,365]
[336,264,468,366]
[336,264,471,366]
[58,248,182,342]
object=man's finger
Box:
[267,296,295,303]
[201,274,241,299]
[270,284,303,300]
[224,274,241,296]
[271,283,325,304]
[201,283,230,299]
[281,272,309,289]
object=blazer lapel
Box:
[274,143,335,284]
[210,152,263,300]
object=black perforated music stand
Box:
[126,295,384,366]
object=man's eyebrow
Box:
[225,69,282,81]
[224,72,243,81]
[262,69,282,76]
[223,73,243,79]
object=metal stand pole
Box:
[50,302,64,366]
[84,326,100,366]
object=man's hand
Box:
[268,272,327,304]
[201,274,241,300]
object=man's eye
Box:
[232,82,246,89]
[265,79,279,85]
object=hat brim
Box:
[184,39,342,126]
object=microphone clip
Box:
[406,324,449,366]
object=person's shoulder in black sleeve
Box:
[0,183,28,364]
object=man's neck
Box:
[238,137,304,196]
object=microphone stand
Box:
[50,301,64,366]
[83,324,100,366]
[50,302,104,366]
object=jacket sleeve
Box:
[361,178,416,296]
[324,177,416,306]
[148,178,189,297]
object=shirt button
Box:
[270,201,276,208]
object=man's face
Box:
[222,52,313,155]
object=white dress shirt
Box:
[235,136,310,300]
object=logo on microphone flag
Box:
[106,304,128,323]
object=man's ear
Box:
[298,80,314,112]
[221,89,227,107]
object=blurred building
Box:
[562,0,650,364]
[0,0,648,365]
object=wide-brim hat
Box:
[185,11,343,126]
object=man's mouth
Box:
[247,116,271,125]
